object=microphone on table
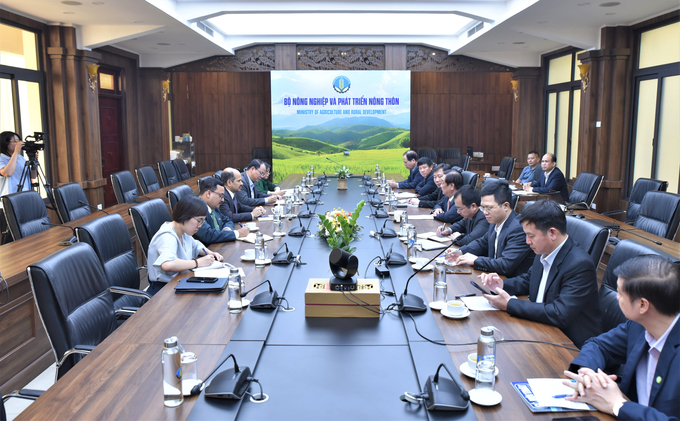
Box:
[378,219,397,237]
[298,202,313,218]
[240,279,280,309]
[385,243,407,266]
[402,363,469,411]
[397,238,455,312]
[41,222,77,245]
[288,217,309,237]
[78,201,109,215]
[191,353,252,400]
[611,226,663,246]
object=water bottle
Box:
[228,268,242,314]
[477,326,497,367]
[402,212,409,226]
[286,196,293,215]
[407,225,418,260]
[162,337,184,407]
[310,165,314,178]
[255,232,266,268]
[433,258,447,304]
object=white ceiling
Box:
[2,0,678,68]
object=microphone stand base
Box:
[398,294,428,312]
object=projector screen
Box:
[271,70,411,183]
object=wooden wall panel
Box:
[411,72,514,167]
[171,72,271,174]
[138,68,170,174]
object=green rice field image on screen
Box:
[270,70,411,183]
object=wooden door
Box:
[99,96,124,206]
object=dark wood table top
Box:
[15,176,614,421]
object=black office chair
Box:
[2,390,42,421]
[510,193,520,211]
[567,172,604,210]
[53,182,91,223]
[173,158,191,181]
[129,198,172,260]
[497,157,516,180]
[461,170,479,187]
[415,147,437,161]
[457,155,471,171]
[75,214,150,323]
[1,190,50,241]
[110,170,139,204]
[632,191,680,240]
[135,166,161,195]
[167,184,194,212]
[566,216,609,269]
[602,178,668,224]
[438,147,462,165]
[158,160,180,187]
[27,242,120,380]
[213,170,223,180]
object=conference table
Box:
[15,175,614,421]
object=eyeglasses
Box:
[192,217,206,226]
[480,204,502,213]
[258,170,266,176]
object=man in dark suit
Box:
[432,170,463,224]
[525,153,569,202]
[479,200,601,348]
[238,159,281,207]
[388,150,422,190]
[437,185,490,246]
[219,167,266,223]
[414,157,436,196]
[564,255,679,420]
[194,177,249,246]
[409,163,449,208]
[446,180,534,277]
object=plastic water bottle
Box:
[286,196,293,215]
[162,337,184,407]
[255,232,266,268]
[228,267,242,314]
[477,326,497,367]
[433,258,447,304]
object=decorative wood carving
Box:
[167,46,275,72]
[297,46,384,70]
[407,46,513,72]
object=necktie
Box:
[447,199,451,211]
[210,212,220,230]
[233,195,239,213]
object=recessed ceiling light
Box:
[63,11,75,14]
[513,42,525,45]
[297,52,300,55]
[60,1,82,5]
[599,2,620,6]
[578,2,590,5]
[157,43,170,46]
[432,52,436,56]
[606,12,617,15]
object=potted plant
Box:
[336,165,350,190]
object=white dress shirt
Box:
[493,214,510,259]
[536,236,569,303]
[636,313,680,406]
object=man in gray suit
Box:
[238,159,281,208]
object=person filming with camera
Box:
[0,131,37,198]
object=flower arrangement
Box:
[336,166,350,179]
[316,200,365,253]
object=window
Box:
[629,20,680,194]
[543,49,584,181]
[0,22,48,196]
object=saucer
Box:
[411,262,433,271]
[245,226,259,232]
[459,362,499,379]
[440,307,470,319]
[428,301,446,311]
[469,389,502,406]
[240,256,271,265]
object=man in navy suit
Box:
[446,180,534,277]
[414,157,437,196]
[432,170,463,224]
[220,167,266,223]
[194,177,249,246]
[437,185,490,246]
[564,255,679,420]
[388,150,422,190]
[479,200,602,348]
[525,153,569,202]
[238,159,281,208]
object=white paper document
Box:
[418,239,449,251]
[527,378,590,410]
[460,296,500,311]
[407,214,434,220]
[395,192,417,199]
[258,216,274,221]
[193,263,245,277]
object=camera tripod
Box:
[17,155,56,210]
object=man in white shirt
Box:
[479,200,601,348]
[566,255,679,420]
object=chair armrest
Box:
[601,209,625,216]
[57,345,94,367]
[110,286,151,300]
[137,266,147,272]
[115,307,140,318]
[2,389,43,403]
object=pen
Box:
[439,223,446,237]
[454,293,476,299]
[552,394,571,399]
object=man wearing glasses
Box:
[436,185,489,246]
[238,159,281,207]
[194,177,249,246]
[446,180,534,277]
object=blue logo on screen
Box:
[332,76,351,93]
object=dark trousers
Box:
[147,280,166,296]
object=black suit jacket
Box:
[398,167,423,189]
[532,167,569,202]
[433,196,463,224]
[219,191,254,223]
[460,211,535,277]
[503,237,602,348]
[448,210,490,246]
[237,172,270,207]
[415,172,436,196]
[417,188,442,208]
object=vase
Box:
[337,178,347,190]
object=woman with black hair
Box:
[0,131,34,199]
[146,195,224,295]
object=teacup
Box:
[244,249,255,259]
[446,300,465,316]
[467,353,477,372]
[245,222,257,230]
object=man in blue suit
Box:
[565,255,679,420]
[388,150,422,190]
[414,157,437,196]
[194,177,249,246]
[525,153,569,202]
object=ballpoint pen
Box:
[552,394,571,399]
[454,293,476,299]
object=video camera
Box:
[24,132,46,161]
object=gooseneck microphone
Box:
[298,202,313,218]
[42,222,77,245]
[612,226,663,246]
[378,219,397,237]
[432,363,469,401]
[190,353,241,396]
[78,200,110,215]
[398,239,455,312]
